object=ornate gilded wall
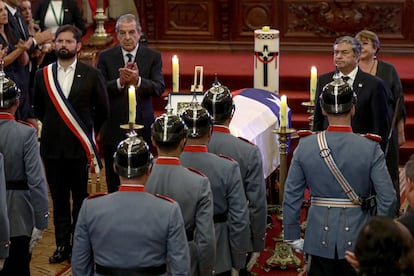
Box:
[134,0,414,54]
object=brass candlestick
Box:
[274,126,296,206]
[266,126,302,270]
[120,122,144,132]
[92,0,109,39]
[301,101,315,130]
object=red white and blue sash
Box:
[42,64,102,173]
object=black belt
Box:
[6,180,29,190]
[186,230,194,241]
[95,263,166,275]
[213,212,227,223]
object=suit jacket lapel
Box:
[352,69,365,95]
[136,44,145,71]
[67,62,84,100]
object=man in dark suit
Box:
[4,0,53,126]
[313,36,392,152]
[33,25,109,264]
[97,13,165,193]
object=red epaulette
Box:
[297,130,314,137]
[217,153,236,162]
[361,133,382,142]
[87,192,107,199]
[17,120,35,128]
[154,193,175,203]
[187,167,207,177]
[238,136,255,145]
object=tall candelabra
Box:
[266,126,302,270]
[93,0,109,38]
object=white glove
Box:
[0,258,5,271]
[286,238,304,253]
[29,227,44,254]
[231,268,239,276]
[246,252,260,271]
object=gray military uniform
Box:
[0,153,10,259]
[283,127,396,259]
[72,185,190,276]
[208,125,267,252]
[146,157,215,276]
[0,113,49,237]
[181,145,250,274]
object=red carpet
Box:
[250,213,306,276]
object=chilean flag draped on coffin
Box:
[229,88,292,178]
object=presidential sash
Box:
[42,64,102,173]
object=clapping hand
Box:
[119,62,140,87]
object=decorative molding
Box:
[165,2,211,35]
[242,2,272,31]
[218,0,230,40]
[285,1,403,37]
[143,0,155,38]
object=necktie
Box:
[126,53,133,63]
[14,11,27,39]
[342,76,350,83]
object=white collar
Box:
[57,59,77,71]
[121,44,139,59]
[340,66,358,81]
[4,3,17,15]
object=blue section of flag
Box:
[237,88,292,127]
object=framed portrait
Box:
[168,92,204,115]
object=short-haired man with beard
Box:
[33,24,109,264]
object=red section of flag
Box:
[88,0,108,17]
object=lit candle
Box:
[280,95,287,128]
[128,85,136,123]
[310,66,317,102]
[172,55,179,92]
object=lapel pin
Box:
[358,83,362,87]
[77,74,81,78]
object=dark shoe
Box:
[49,246,70,263]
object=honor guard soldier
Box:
[202,81,267,273]
[283,72,396,276]
[0,66,49,275]
[180,104,250,275]
[0,153,10,272]
[71,133,190,276]
[146,110,216,276]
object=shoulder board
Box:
[187,167,207,177]
[217,153,236,162]
[238,136,255,145]
[17,120,35,128]
[154,193,175,203]
[297,130,314,137]
[360,133,382,142]
[87,192,108,199]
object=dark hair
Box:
[55,24,82,42]
[334,36,362,56]
[4,24,19,45]
[355,216,414,276]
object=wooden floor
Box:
[29,169,408,276]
